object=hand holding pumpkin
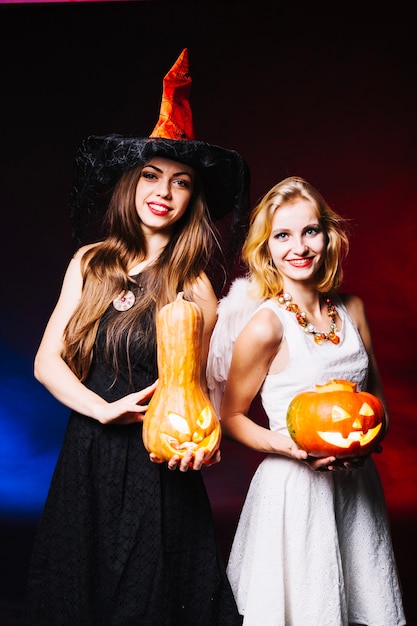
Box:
[93,381,158,425]
[150,448,221,472]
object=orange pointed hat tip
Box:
[150,48,195,141]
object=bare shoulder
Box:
[229,305,283,375]
[72,242,101,260]
[192,272,216,298]
[191,273,217,308]
[339,293,365,313]
[241,305,283,349]
[62,243,101,283]
[191,273,218,327]
[339,293,367,327]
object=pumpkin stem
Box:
[316,379,357,393]
[176,292,185,301]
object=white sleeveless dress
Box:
[208,280,405,626]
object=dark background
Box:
[1,0,416,623]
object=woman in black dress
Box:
[23,49,249,625]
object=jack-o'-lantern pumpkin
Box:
[286,379,386,458]
[142,292,221,463]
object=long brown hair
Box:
[63,163,215,381]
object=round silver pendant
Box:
[113,290,136,311]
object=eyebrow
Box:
[271,223,321,235]
[143,164,193,178]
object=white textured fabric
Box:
[208,279,405,626]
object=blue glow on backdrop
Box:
[0,344,67,517]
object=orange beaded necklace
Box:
[278,292,340,345]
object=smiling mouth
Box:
[288,258,313,268]
[148,202,170,216]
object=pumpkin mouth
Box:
[317,423,383,449]
[159,406,218,453]
[162,435,199,452]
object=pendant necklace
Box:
[113,281,145,312]
[278,292,340,345]
[113,290,136,311]
[112,256,158,311]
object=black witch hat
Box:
[69,49,250,266]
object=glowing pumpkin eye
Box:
[197,405,212,429]
[359,402,375,417]
[331,405,351,422]
[167,412,191,435]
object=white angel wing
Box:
[207,277,262,415]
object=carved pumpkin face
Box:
[286,379,386,458]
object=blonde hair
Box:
[63,163,215,381]
[243,176,350,299]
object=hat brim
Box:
[70,134,250,247]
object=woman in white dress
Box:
[208,176,406,626]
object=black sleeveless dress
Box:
[23,288,242,625]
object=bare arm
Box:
[220,308,309,460]
[191,272,219,392]
[34,246,156,424]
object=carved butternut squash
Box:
[142,292,221,462]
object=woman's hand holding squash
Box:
[95,381,158,425]
[150,447,221,472]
